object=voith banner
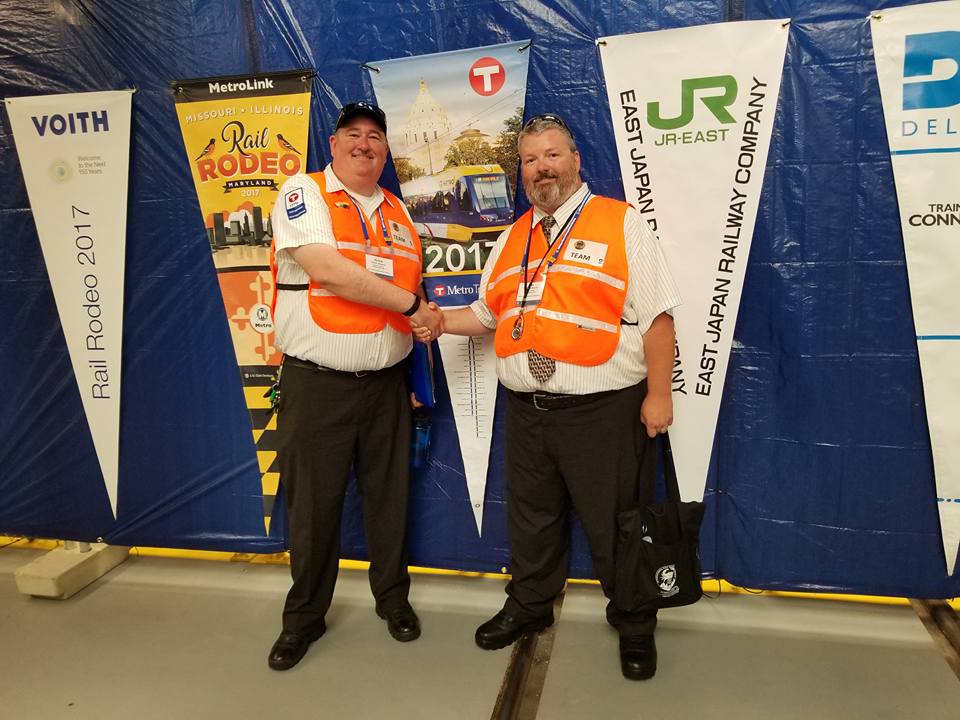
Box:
[599,20,789,501]
[872,0,960,574]
[5,89,134,517]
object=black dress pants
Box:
[277,360,411,634]
[503,381,658,637]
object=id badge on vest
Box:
[564,239,607,267]
[366,253,394,279]
[517,279,545,306]
[388,220,415,249]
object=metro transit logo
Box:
[469,56,505,96]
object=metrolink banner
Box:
[872,1,960,575]
[5,89,134,517]
[172,71,313,388]
[368,41,531,534]
[599,20,789,501]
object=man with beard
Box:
[418,114,680,680]
[267,101,443,671]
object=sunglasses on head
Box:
[336,101,387,130]
[523,113,571,132]
[339,101,384,119]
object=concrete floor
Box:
[0,548,957,719]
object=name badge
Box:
[366,254,394,279]
[517,279,545,305]
[389,220,415,249]
[563,239,607,268]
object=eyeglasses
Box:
[522,113,571,132]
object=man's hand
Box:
[641,312,675,438]
[410,301,443,342]
[640,391,673,438]
[411,303,497,341]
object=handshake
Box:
[409,300,444,343]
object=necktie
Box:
[527,216,557,383]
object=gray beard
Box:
[524,174,578,212]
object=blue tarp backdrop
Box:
[1,0,957,599]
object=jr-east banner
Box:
[172,71,312,389]
[368,41,531,534]
[872,1,960,575]
[5,89,133,517]
[599,20,789,501]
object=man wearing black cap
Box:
[266,101,443,671]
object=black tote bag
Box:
[614,434,705,611]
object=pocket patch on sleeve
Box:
[285,187,306,220]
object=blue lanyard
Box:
[348,196,392,249]
[520,192,591,292]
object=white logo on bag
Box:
[655,564,679,597]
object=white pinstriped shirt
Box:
[470,183,682,394]
[272,165,416,372]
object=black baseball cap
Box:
[335,101,387,133]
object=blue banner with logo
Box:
[2,0,960,599]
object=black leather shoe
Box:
[619,634,657,680]
[377,605,421,642]
[267,624,325,671]
[475,609,553,650]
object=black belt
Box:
[283,355,387,378]
[277,283,309,291]
[510,388,621,411]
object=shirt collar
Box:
[323,164,391,208]
[531,182,590,230]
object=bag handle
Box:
[662,433,682,503]
[632,429,682,506]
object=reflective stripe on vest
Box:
[486,197,629,366]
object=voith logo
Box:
[903,31,960,110]
[31,110,109,136]
[469,57,505,96]
[647,76,738,130]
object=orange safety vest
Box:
[486,196,629,366]
[270,172,422,334]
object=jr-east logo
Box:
[647,75,737,147]
[900,31,960,140]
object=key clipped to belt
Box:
[264,365,282,418]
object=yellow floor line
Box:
[2,536,956,608]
